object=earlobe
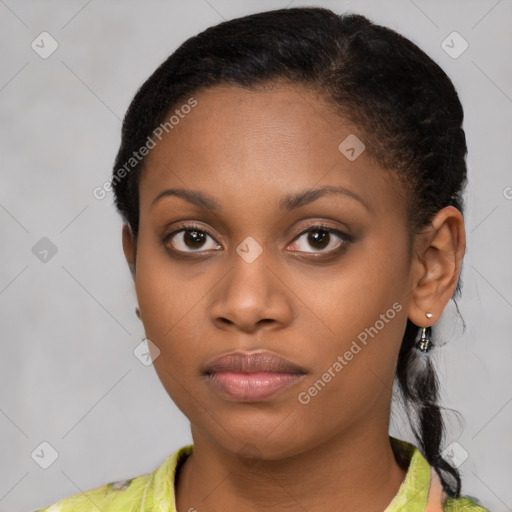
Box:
[122,224,136,277]
[408,206,466,326]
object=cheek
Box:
[293,301,406,440]
[294,240,409,404]
[132,234,223,405]
[135,238,186,346]
[307,236,409,339]
[134,255,202,411]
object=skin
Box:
[122,82,466,512]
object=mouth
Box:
[203,351,306,402]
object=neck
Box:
[176,426,408,512]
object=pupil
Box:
[309,230,329,250]
[185,230,205,249]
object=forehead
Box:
[139,83,405,220]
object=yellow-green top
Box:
[34,436,489,512]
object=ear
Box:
[122,224,136,278]
[407,206,466,327]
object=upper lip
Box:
[203,350,306,375]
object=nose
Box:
[210,250,293,333]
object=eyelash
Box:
[163,222,353,257]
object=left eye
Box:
[289,226,348,253]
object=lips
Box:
[204,351,306,375]
[203,351,306,402]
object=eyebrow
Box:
[151,185,370,213]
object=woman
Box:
[35,7,489,511]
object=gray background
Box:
[0,0,510,510]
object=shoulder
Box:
[388,436,490,512]
[443,495,490,512]
[33,473,153,512]
[32,472,156,512]
[33,445,194,512]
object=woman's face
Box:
[130,83,416,459]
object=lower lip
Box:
[206,371,304,402]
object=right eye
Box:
[164,224,222,254]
